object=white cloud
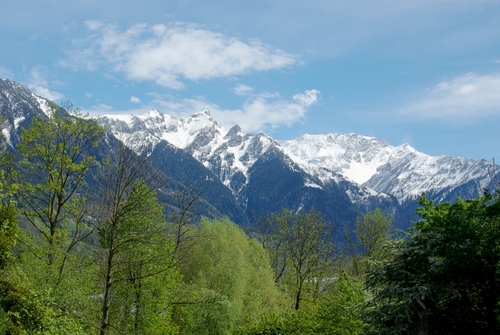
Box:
[400,72,500,119]
[85,20,105,30]
[130,96,141,103]
[293,89,320,106]
[28,67,64,101]
[65,22,299,89]
[152,89,320,132]
[234,84,254,96]
[85,93,93,98]
[83,87,319,131]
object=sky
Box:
[2,0,500,161]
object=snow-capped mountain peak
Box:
[4,78,498,228]
[100,109,224,153]
[100,109,282,190]
[278,133,412,185]
[98,108,497,204]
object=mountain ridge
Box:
[100,107,497,205]
[1,78,498,229]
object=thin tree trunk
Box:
[100,249,114,335]
[133,279,142,335]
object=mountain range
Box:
[1,78,498,230]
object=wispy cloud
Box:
[0,66,13,79]
[63,21,299,89]
[130,96,141,103]
[399,72,500,120]
[28,67,64,101]
[152,89,320,132]
[233,84,254,96]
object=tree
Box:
[346,208,393,276]
[0,148,88,335]
[256,208,338,310]
[312,272,366,335]
[364,192,500,334]
[0,137,17,269]
[0,204,17,271]
[179,217,286,334]
[356,208,393,260]
[167,184,204,262]
[236,272,366,335]
[0,158,17,270]
[15,101,103,268]
[92,141,179,335]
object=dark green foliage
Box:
[0,278,50,334]
[0,276,87,334]
[0,205,17,269]
[364,192,500,335]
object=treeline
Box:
[1,104,500,334]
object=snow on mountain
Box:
[2,78,497,227]
[100,109,497,205]
[0,78,52,148]
[278,133,496,203]
[277,134,413,185]
[101,109,220,155]
[100,110,280,191]
[364,153,495,203]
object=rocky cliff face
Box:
[0,79,53,149]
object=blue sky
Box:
[2,0,500,161]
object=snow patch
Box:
[304,182,322,189]
[1,128,11,147]
[33,95,51,117]
[14,116,25,129]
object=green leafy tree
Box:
[312,272,366,334]
[364,192,500,334]
[179,217,286,334]
[0,204,17,270]
[4,224,100,334]
[0,141,17,269]
[346,208,393,276]
[0,104,99,334]
[257,208,338,310]
[0,158,17,270]
[15,101,103,268]
[236,272,366,335]
[93,142,179,335]
[356,208,393,260]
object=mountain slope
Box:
[0,79,248,224]
[0,79,53,149]
[100,109,400,225]
[278,133,498,204]
[2,78,498,229]
[100,107,498,228]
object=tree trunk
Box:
[100,249,114,335]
